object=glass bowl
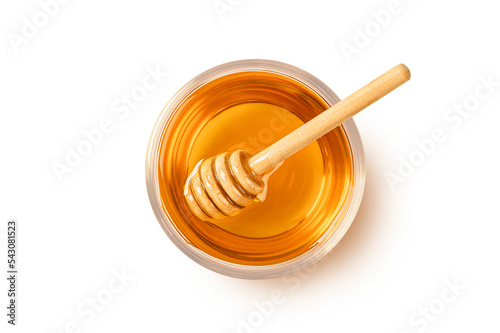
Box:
[146,59,365,279]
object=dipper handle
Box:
[248,64,411,175]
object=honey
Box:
[154,68,356,266]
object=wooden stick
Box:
[185,64,411,222]
[248,64,411,175]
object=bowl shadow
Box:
[258,157,383,289]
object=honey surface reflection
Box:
[157,71,354,265]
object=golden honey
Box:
[154,68,356,267]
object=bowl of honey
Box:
[146,59,366,279]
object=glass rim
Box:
[146,59,366,279]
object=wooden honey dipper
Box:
[185,64,411,221]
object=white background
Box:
[1,0,499,332]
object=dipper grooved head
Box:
[184,150,263,221]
